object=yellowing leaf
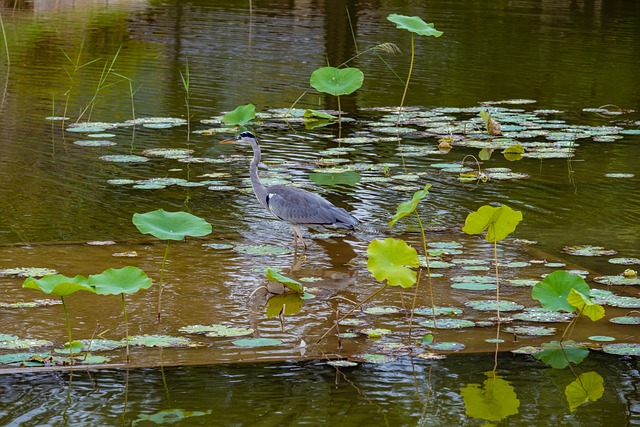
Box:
[462,205,523,242]
[567,288,605,321]
[367,238,419,287]
[388,183,431,226]
[565,371,604,412]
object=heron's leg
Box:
[291,225,307,250]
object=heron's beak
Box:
[219,137,237,145]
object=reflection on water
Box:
[0,353,637,426]
[0,0,639,425]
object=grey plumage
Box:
[220,131,358,249]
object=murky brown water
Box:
[0,0,639,425]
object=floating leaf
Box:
[309,171,360,187]
[588,336,615,342]
[533,340,589,369]
[0,338,53,350]
[461,372,520,422]
[601,343,640,356]
[564,372,604,413]
[420,318,475,329]
[608,257,640,265]
[462,205,523,242]
[89,266,152,295]
[221,104,256,126]
[310,67,364,96]
[512,308,573,322]
[387,14,443,37]
[179,324,254,337]
[593,275,640,286]
[100,155,149,163]
[232,338,282,348]
[78,339,126,352]
[128,335,195,348]
[132,409,212,426]
[0,352,49,364]
[567,288,605,321]
[562,245,618,256]
[367,238,419,287]
[266,268,303,294]
[358,354,396,364]
[362,328,392,338]
[363,306,401,315]
[234,245,291,256]
[326,360,358,368]
[133,209,212,241]
[413,306,463,316]
[503,325,557,336]
[388,183,431,226]
[609,316,640,325]
[465,300,524,312]
[428,342,465,351]
[0,267,58,277]
[451,282,495,291]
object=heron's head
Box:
[220,131,257,145]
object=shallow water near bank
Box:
[0,0,639,425]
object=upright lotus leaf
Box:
[310,67,364,96]
[221,103,256,126]
[389,183,432,226]
[133,209,212,240]
[89,266,152,295]
[462,205,523,242]
[533,340,589,369]
[22,274,94,296]
[567,288,605,321]
[532,270,591,312]
[266,268,303,294]
[367,238,419,287]
[387,14,443,37]
[565,371,604,412]
[460,372,520,422]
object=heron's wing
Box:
[265,185,358,229]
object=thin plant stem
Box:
[157,240,171,321]
[0,12,10,68]
[61,296,74,363]
[179,60,191,140]
[122,293,130,362]
[492,239,500,372]
[396,33,415,126]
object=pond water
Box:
[0,0,639,425]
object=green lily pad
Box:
[179,324,254,337]
[128,335,195,348]
[388,183,431,226]
[78,339,126,351]
[222,104,256,125]
[593,275,640,286]
[358,353,396,364]
[461,266,490,272]
[608,258,640,265]
[77,354,111,364]
[363,306,402,315]
[419,318,475,329]
[66,125,107,133]
[533,340,589,368]
[605,173,635,178]
[89,266,152,295]
[338,318,367,326]
[503,325,557,336]
[133,409,211,426]
[506,261,530,268]
[133,209,212,241]
[0,338,53,350]
[428,342,465,351]
[100,155,150,163]
[588,336,616,342]
[506,279,539,287]
[511,346,541,355]
[142,148,194,158]
[512,308,573,322]
[0,334,18,341]
[609,316,640,325]
[73,140,117,147]
[367,238,419,288]
[429,260,455,269]
[0,267,58,277]
[462,204,523,243]
[562,245,618,256]
[413,306,463,316]
[451,282,495,291]
[465,300,524,312]
[0,299,62,308]
[601,343,640,356]
[234,245,291,256]
[310,67,364,96]
[203,243,234,250]
[532,270,590,312]
[362,328,392,338]
[22,274,94,297]
[387,14,443,37]
[232,338,282,348]
[266,268,303,294]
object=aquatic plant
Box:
[22,274,96,361]
[132,209,212,320]
[386,14,443,124]
[89,266,152,362]
[179,60,191,138]
[310,66,364,122]
[221,103,256,127]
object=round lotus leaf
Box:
[451,282,495,291]
[203,243,234,250]
[142,148,194,158]
[0,267,58,278]
[108,179,136,185]
[387,14,443,37]
[511,346,541,355]
[74,140,117,147]
[232,338,282,348]
[588,336,616,342]
[100,155,150,163]
[128,335,195,348]
[413,306,463,316]
[503,325,557,336]
[0,338,53,350]
[485,338,505,343]
[593,275,640,286]
[0,299,61,309]
[358,354,396,364]
[79,339,126,351]
[179,324,254,337]
[326,360,358,368]
[506,261,530,268]
[126,117,187,126]
[419,318,475,329]
[602,343,640,356]
[462,266,490,272]
[89,266,152,295]
[465,300,524,312]
[428,342,465,351]
[362,328,392,338]
[609,317,640,325]
[88,133,116,138]
[544,262,566,268]
[512,308,573,322]
[428,241,462,249]
[605,173,634,178]
[133,209,212,240]
[429,260,455,269]
[66,125,107,133]
[234,245,291,256]
[338,318,367,327]
[310,66,363,96]
[0,334,18,341]
[77,355,111,365]
[363,306,401,315]
[506,279,539,287]
[608,257,640,265]
[452,259,489,266]
[451,275,495,283]
[562,245,618,256]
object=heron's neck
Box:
[249,139,269,209]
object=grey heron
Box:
[220,131,359,249]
